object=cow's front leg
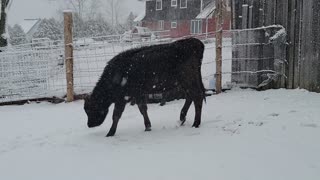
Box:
[137,103,152,131]
[180,97,192,125]
[106,101,126,137]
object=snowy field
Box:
[1,88,320,180]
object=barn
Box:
[138,0,231,38]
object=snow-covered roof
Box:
[134,11,146,22]
[196,2,216,19]
[19,19,41,34]
[133,26,151,33]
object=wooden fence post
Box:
[215,0,223,94]
[64,11,74,102]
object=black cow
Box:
[84,38,206,137]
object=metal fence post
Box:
[64,11,74,102]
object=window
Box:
[171,21,177,28]
[180,0,187,8]
[156,0,162,10]
[158,20,164,30]
[171,0,177,7]
[191,20,202,34]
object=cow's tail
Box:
[201,79,207,103]
[198,69,206,103]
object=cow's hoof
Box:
[180,117,186,126]
[192,124,200,128]
[106,132,115,137]
[145,126,152,131]
[181,120,186,126]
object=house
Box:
[19,19,42,42]
[141,0,231,38]
[134,11,145,27]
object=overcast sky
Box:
[8,0,145,25]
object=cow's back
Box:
[102,38,205,98]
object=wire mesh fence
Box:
[0,40,66,103]
[0,25,286,104]
[71,31,235,96]
[229,26,287,89]
[72,31,173,96]
[0,31,181,104]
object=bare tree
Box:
[105,0,124,29]
[69,0,86,19]
[87,0,102,20]
[0,0,11,47]
[67,0,104,21]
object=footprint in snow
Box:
[248,121,264,126]
[300,123,318,128]
[268,113,280,117]
[185,132,201,136]
[203,119,223,125]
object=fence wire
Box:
[0,41,66,103]
[0,26,286,103]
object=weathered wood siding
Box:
[232,0,320,92]
[299,0,320,92]
[231,0,286,89]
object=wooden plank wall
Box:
[299,0,320,92]
[231,0,320,92]
[231,0,286,88]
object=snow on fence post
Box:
[64,11,74,102]
[215,0,223,94]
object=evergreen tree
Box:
[73,13,86,38]
[33,18,63,41]
[82,15,113,37]
[8,24,27,45]
[125,12,136,30]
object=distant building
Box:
[141,0,231,38]
[19,19,42,42]
[134,11,145,27]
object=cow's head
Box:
[84,95,109,128]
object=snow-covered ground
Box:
[1,88,319,180]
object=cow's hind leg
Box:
[138,103,152,131]
[192,96,203,128]
[106,101,126,137]
[180,97,192,125]
[180,78,204,128]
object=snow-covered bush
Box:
[8,24,27,45]
[33,18,63,41]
